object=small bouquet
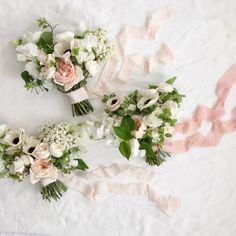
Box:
[87,77,184,166]
[0,122,88,201]
[12,18,114,116]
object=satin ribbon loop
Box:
[66,87,89,104]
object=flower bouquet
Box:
[87,77,184,166]
[0,122,88,201]
[12,18,113,116]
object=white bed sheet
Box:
[0,0,236,235]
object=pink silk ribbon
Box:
[66,87,89,104]
[164,64,236,153]
[58,163,181,216]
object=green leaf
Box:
[139,141,155,158]
[21,71,34,83]
[113,126,132,140]
[76,159,89,171]
[121,116,136,131]
[72,47,79,56]
[166,76,176,85]
[119,141,131,159]
[37,31,54,54]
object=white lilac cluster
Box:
[95,77,184,166]
[39,122,81,152]
[0,122,88,201]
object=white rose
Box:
[34,143,51,159]
[143,108,163,128]
[158,82,173,93]
[50,143,64,158]
[9,157,25,175]
[130,139,140,157]
[0,124,9,138]
[25,61,39,78]
[162,100,179,118]
[137,89,159,110]
[85,60,99,76]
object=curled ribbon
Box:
[66,87,89,104]
[165,64,236,153]
[58,163,181,216]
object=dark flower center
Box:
[64,49,71,54]
[144,99,151,105]
[28,147,36,153]
[111,99,118,105]
[12,137,20,145]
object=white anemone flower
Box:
[54,31,75,57]
[137,89,159,110]
[23,136,40,156]
[4,129,25,148]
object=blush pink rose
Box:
[54,57,83,91]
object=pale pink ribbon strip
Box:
[66,87,89,104]
[58,163,181,216]
[86,6,173,98]
[165,64,236,153]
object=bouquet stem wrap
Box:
[66,86,93,116]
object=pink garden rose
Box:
[54,56,83,91]
[30,159,57,184]
[132,115,147,139]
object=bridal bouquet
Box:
[0,122,88,201]
[12,18,114,116]
[86,77,184,166]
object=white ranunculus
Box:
[137,89,159,110]
[9,157,25,175]
[25,61,39,78]
[143,108,163,128]
[158,82,173,93]
[16,42,39,60]
[85,60,99,76]
[162,100,179,118]
[23,136,39,156]
[4,129,25,148]
[34,143,51,159]
[22,31,42,43]
[50,143,64,158]
[0,124,9,138]
[130,138,140,157]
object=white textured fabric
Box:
[1,0,236,235]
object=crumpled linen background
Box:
[0,0,236,235]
